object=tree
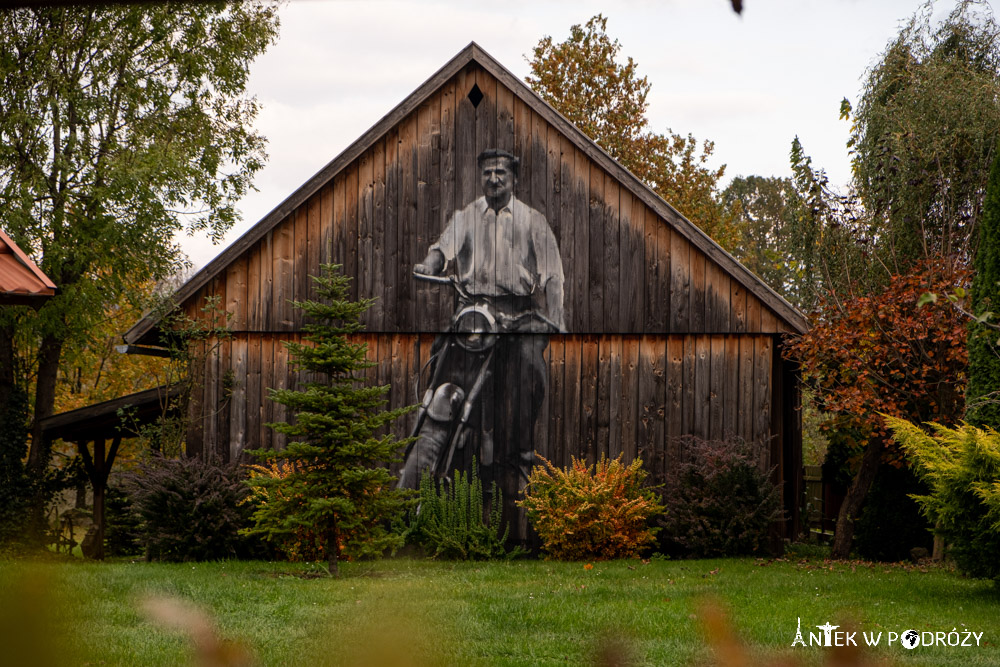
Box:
[849,0,1000,276]
[246,265,413,576]
[0,4,280,492]
[966,146,1000,428]
[786,258,970,558]
[526,15,739,251]
[722,175,823,311]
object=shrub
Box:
[518,455,663,560]
[656,437,782,558]
[121,454,259,561]
[887,417,1000,581]
[405,463,518,560]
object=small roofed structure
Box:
[0,229,57,306]
[39,384,182,559]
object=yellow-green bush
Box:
[887,417,1000,581]
[518,455,662,560]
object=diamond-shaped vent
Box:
[467,83,484,108]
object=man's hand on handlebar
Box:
[414,249,445,276]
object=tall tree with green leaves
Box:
[527,14,738,251]
[849,0,1000,279]
[722,174,824,311]
[966,147,1000,428]
[246,265,413,577]
[0,4,280,486]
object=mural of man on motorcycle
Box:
[399,148,565,491]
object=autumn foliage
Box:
[518,455,662,561]
[787,258,970,441]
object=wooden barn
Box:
[122,43,808,540]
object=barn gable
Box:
[126,42,805,345]
[121,43,805,540]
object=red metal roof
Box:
[0,228,57,305]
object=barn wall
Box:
[193,332,776,468]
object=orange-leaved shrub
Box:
[518,454,663,560]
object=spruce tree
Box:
[967,147,1000,429]
[246,264,413,576]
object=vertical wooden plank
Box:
[739,336,755,443]
[682,335,695,438]
[563,337,582,468]
[572,149,590,332]
[588,164,605,333]
[604,185,623,335]
[246,245,261,331]
[621,336,640,462]
[475,67,497,155]
[455,65,478,209]
[438,83,456,330]
[307,192,322,305]
[637,335,660,468]
[383,130,399,331]
[546,123,562,249]
[185,338,206,457]
[292,207,309,329]
[754,336,773,450]
[530,111,551,311]
[345,164,360,303]
[705,261,724,332]
[229,337,247,461]
[643,205,663,331]
[709,335,725,441]
[371,140,386,330]
[273,219,294,330]
[358,150,375,326]
[760,305,778,334]
[731,280,747,334]
[225,256,248,332]
[623,191,645,334]
[596,337,612,460]
[259,335,273,451]
[691,250,706,333]
[581,335,599,464]
[217,335,231,461]
[547,336,566,467]
[320,182,334,266]
[666,336,684,463]
[670,234,690,332]
[427,93,443,329]
[724,336,740,441]
[607,336,623,460]
[260,231,274,330]
[559,136,575,329]
[694,336,710,439]
[245,335,261,451]
[496,77,515,154]
[747,292,762,334]
[415,104,433,331]
[332,170,346,280]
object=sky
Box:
[179,0,963,269]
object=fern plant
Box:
[406,462,518,560]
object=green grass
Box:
[0,548,997,666]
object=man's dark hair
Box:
[477,148,519,179]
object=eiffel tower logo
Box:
[791,617,806,647]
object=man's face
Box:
[480,157,515,204]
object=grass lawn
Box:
[0,547,997,666]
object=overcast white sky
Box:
[180,0,967,268]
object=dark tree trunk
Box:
[830,435,885,559]
[0,320,14,409]
[28,333,64,473]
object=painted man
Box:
[400,148,565,490]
